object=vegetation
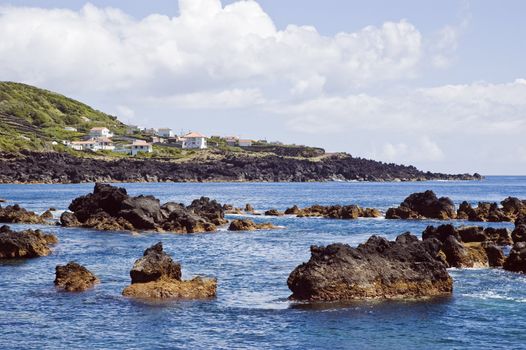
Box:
[0,81,127,152]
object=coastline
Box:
[0,151,482,185]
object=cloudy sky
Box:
[1,0,525,175]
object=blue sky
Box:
[1,0,525,174]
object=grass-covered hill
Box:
[0,82,126,152]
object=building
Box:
[157,128,174,138]
[142,128,157,136]
[64,126,77,132]
[95,137,115,151]
[89,127,113,138]
[224,136,239,147]
[182,132,207,149]
[130,140,153,156]
[148,136,166,144]
[69,140,100,151]
[68,137,114,152]
[238,139,253,147]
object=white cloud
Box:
[0,1,424,97]
[371,137,445,163]
[149,88,266,109]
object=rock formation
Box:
[54,262,99,292]
[60,183,225,233]
[264,209,283,216]
[122,242,217,299]
[284,204,381,219]
[386,191,456,220]
[503,243,526,273]
[0,204,49,224]
[228,219,277,231]
[422,224,507,268]
[0,225,57,259]
[0,150,482,184]
[287,233,452,301]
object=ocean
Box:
[1,177,525,349]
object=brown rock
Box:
[287,233,452,301]
[228,219,278,231]
[54,262,99,292]
[122,277,217,299]
[265,209,283,216]
[503,242,526,273]
[0,225,57,259]
[123,242,217,300]
[386,190,456,220]
[0,204,47,224]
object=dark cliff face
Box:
[0,151,481,184]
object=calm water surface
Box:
[1,177,526,349]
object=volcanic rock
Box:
[228,219,278,231]
[54,262,99,292]
[0,204,48,224]
[457,201,513,222]
[481,242,505,267]
[285,204,381,219]
[122,242,216,299]
[503,242,526,273]
[60,183,225,233]
[287,233,452,301]
[264,209,283,216]
[386,191,456,220]
[0,225,57,259]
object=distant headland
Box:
[0,82,481,184]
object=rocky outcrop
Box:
[0,204,49,224]
[423,224,511,246]
[503,243,526,273]
[0,225,57,259]
[512,219,526,243]
[54,262,99,292]
[228,219,278,231]
[122,242,217,299]
[0,151,482,184]
[264,209,283,216]
[60,183,225,233]
[284,204,381,219]
[457,201,513,222]
[386,191,456,220]
[422,224,507,268]
[287,233,452,301]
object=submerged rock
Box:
[122,242,217,299]
[54,262,99,292]
[285,204,381,219]
[287,233,452,301]
[386,191,456,220]
[0,204,48,224]
[228,219,278,231]
[0,225,57,259]
[60,183,225,234]
[264,209,283,216]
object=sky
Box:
[0,0,525,175]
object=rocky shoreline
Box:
[0,151,481,184]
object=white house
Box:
[238,139,253,147]
[95,137,115,151]
[70,140,100,151]
[182,132,207,149]
[68,137,114,152]
[130,140,153,156]
[89,127,113,138]
[157,128,174,138]
[64,126,77,132]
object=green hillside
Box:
[0,82,126,152]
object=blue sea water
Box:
[1,177,526,349]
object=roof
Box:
[238,139,253,143]
[71,141,96,145]
[94,137,113,143]
[90,127,109,131]
[184,131,207,138]
[158,128,172,131]
[132,140,151,146]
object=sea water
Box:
[1,177,525,349]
